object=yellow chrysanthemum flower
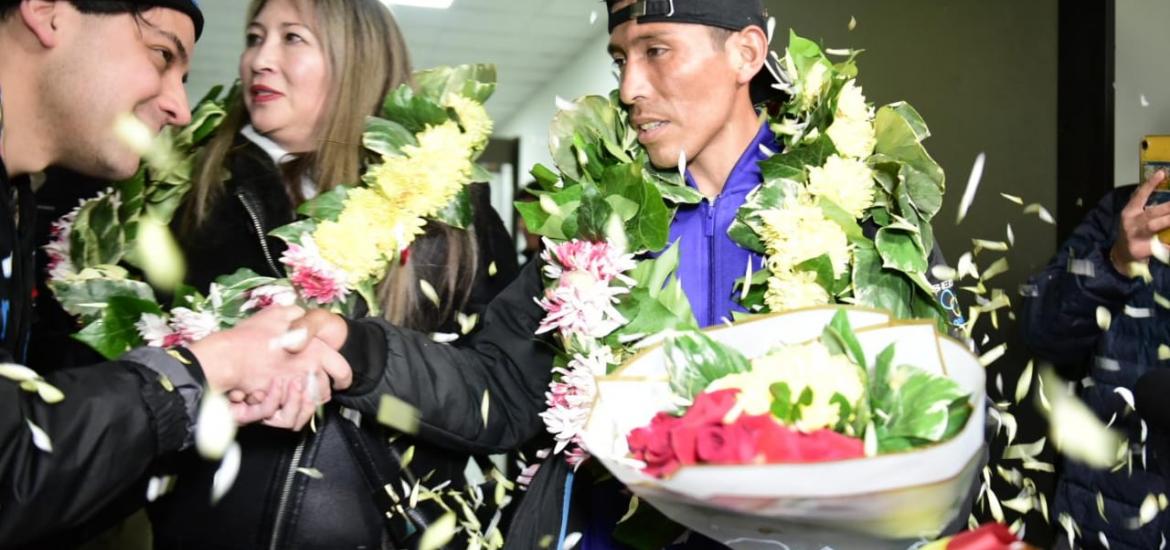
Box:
[758,193,851,277]
[371,121,473,218]
[807,154,876,218]
[707,340,865,432]
[444,93,493,152]
[315,188,425,281]
[763,268,831,312]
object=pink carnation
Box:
[280,237,350,305]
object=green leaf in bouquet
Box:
[73,296,164,360]
[664,330,750,400]
[354,279,380,318]
[901,163,944,220]
[573,182,614,241]
[604,194,639,221]
[209,270,277,326]
[770,382,813,425]
[529,164,560,190]
[610,500,687,550]
[614,285,697,348]
[873,103,945,196]
[851,243,913,319]
[600,164,670,253]
[817,197,865,244]
[733,267,770,313]
[761,133,837,184]
[432,186,474,230]
[115,169,146,224]
[872,364,971,449]
[70,194,125,270]
[174,87,229,149]
[380,85,449,134]
[297,186,350,222]
[875,227,928,275]
[730,177,801,253]
[830,392,856,434]
[215,268,276,294]
[653,177,704,206]
[628,242,680,298]
[413,64,497,105]
[268,218,318,244]
[469,162,492,183]
[870,207,892,228]
[514,185,583,241]
[820,309,867,371]
[796,254,836,292]
[786,30,831,78]
[170,283,202,310]
[572,134,608,183]
[363,116,417,158]
[49,275,157,320]
[548,95,625,181]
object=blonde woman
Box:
[145,0,523,547]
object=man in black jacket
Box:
[0,1,354,546]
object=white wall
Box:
[497,32,615,188]
[1114,0,1170,187]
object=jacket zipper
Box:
[268,433,307,550]
[236,192,283,277]
[705,196,717,328]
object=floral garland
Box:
[45,65,497,358]
[520,32,947,466]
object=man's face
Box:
[608,18,742,170]
[45,6,194,179]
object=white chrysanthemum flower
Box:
[835,80,872,123]
[540,357,600,456]
[707,340,865,432]
[170,307,219,344]
[758,193,852,277]
[242,284,298,312]
[798,62,831,110]
[827,116,877,160]
[763,268,831,312]
[136,313,176,347]
[807,154,876,218]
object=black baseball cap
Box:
[606,0,783,103]
[1,0,204,40]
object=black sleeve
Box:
[335,260,553,455]
[0,354,190,547]
[1019,187,1138,367]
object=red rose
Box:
[797,429,865,462]
[694,423,758,464]
[737,414,803,462]
[681,389,739,426]
[627,412,683,477]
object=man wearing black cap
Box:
[0,1,353,546]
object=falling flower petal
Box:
[1024,203,1056,224]
[618,496,640,524]
[481,389,490,428]
[1114,387,1136,411]
[554,96,577,112]
[419,512,457,550]
[27,419,51,452]
[563,532,583,550]
[377,394,421,435]
[848,16,857,30]
[931,265,957,281]
[1097,306,1112,331]
[1001,193,1024,205]
[1040,368,1125,468]
[589,10,598,24]
[420,279,440,307]
[0,364,38,382]
[1016,361,1034,404]
[1152,238,1170,264]
[956,153,986,224]
[982,257,1010,282]
[1142,94,1151,108]
[211,441,241,504]
[195,391,236,460]
[488,261,498,277]
[1007,224,1015,246]
[431,332,459,343]
[980,344,1007,367]
[297,467,324,479]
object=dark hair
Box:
[1,1,141,20]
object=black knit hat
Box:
[1,0,204,40]
[606,0,783,104]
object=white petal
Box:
[27,419,52,452]
[956,152,986,224]
[211,441,241,504]
[195,392,237,460]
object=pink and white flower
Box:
[170,307,219,344]
[539,347,617,467]
[242,284,298,312]
[280,236,350,305]
[536,239,636,339]
[136,313,181,347]
[44,189,118,282]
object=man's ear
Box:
[730,26,769,87]
[19,0,64,49]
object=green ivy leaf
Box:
[73,296,164,360]
[413,63,497,105]
[851,243,914,319]
[875,227,928,275]
[664,331,750,399]
[380,85,449,135]
[432,186,474,229]
[297,186,350,222]
[363,116,417,158]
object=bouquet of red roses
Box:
[580,307,986,548]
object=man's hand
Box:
[1112,170,1170,276]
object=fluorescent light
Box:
[382,0,454,8]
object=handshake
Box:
[186,306,352,430]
